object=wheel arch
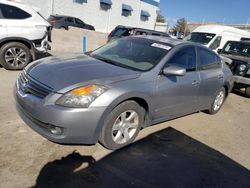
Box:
[0,37,35,60]
[93,93,153,143]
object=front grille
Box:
[229,60,249,77]
[18,71,53,98]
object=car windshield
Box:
[222,41,250,58]
[185,32,216,45]
[91,38,170,72]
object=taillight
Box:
[49,20,56,25]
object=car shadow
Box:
[32,127,250,188]
[34,52,52,60]
[232,89,249,98]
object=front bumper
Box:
[234,75,250,86]
[14,83,107,145]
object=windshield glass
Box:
[185,32,216,45]
[222,41,250,57]
[91,38,171,72]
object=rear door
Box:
[0,4,8,38]
[197,47,223,109]
[0,3,32,38]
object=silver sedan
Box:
[15,36,234,150]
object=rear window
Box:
[48,15,62,21]
[0,3,31,19]
[112,28,131,37]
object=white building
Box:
[21,0,160,33]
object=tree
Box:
[173,18,189,35]
[156,13,166,23]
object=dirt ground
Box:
[0,59,250,187]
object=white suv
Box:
[0,0,51,70]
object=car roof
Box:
[115,25,169,36]
[132,35,195,47]
[50,15,75,19]
[227,40,250,43]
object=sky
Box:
[159,0,250,27]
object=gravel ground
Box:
[0,60,250,187]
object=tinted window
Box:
[65,17,74,23]
[151,33,161,36]
[186,32,215,45]
[167,46,196,72]
[112,28,130,37]
[75,18,84,25]
[209,36,222,50]
[0,3,31,19]
[198,48,221,70]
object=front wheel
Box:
[245,87,250,98]
[207,87,226,114]
[99,101,145,150]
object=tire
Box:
[59,26,67,30]
[0,42,31,70]
[207,87,226,114]
[245,87,250,98]
[99,101,145,150]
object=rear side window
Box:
[65,17,74,23]
[167,46,196,72]
[0,3,31,19]
[198,48,221,70]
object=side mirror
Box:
[162,65,186,76]
[217,49,222,54]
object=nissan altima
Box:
[15,36,234,150]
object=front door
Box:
[153,46,200,120]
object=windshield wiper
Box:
[91,54,118,65]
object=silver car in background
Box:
[15,36,234,150]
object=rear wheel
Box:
[99,101,145,150]
[207,87,226,114]
[245,87,250,98]
[0,42,31,70]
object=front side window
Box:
[222,41,250,58]
[209,36,222,50]
[75,18,84,25]
[65,17,74,23]
[167,46,196,72]
[186,32,216,45]
[0,3,31,19]
[91,38,170,72]
[198,48,221,70]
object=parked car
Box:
[0,0,52,70]
[185,25,250,52]
[218,40,250,97]
[107,25,170,42]
[48,15,95,31]
[15,36,233,150]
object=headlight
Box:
[239,64,247,71]
[56,84,108,108]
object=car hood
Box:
[26,54,140,93]
[220,53,250,63]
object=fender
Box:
[91,92,153,143]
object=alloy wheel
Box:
[112,110,139,144]
[4,47,27,68]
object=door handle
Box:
[218,74,223,79]
[192,80,200,86]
